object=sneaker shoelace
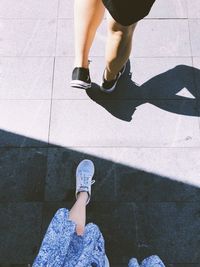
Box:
[79,172,95,188]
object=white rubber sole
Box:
[70,80,91,89]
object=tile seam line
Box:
[49,98,199,100]
[0,56,195,58]
[0,99,52,101]
[131,203,139,256]
[0,18,193,20]
[47,0,60,146]
[46,68,54,143]
[44,0,60,205]
[0,98,198,100]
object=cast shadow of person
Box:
[86,62,200,122]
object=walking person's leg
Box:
[71,0,105,89]
[74,0,105,68]
[105,13,137,81]
[100,12,137,92]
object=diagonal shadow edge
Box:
[0,129,200,265]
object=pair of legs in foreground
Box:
[72,0,137,91]
[33,159,165,267]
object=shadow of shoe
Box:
[87,64,200,121]
[86,82,141,122]
[86,60,144,121]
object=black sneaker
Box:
[70,67,92,89]
[100,63,127,93]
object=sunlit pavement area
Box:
[0,0,200,266]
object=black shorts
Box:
[102,0,156,26]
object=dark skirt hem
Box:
[102,0,156,26]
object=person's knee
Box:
[108,20,135,39]
[76,224,85,236]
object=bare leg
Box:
[69,192,88,236]
[105,13,137,81]
[74,0,105,68]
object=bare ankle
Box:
[77,191,88,203]
[104,68,117,81]
[74,58,89,69]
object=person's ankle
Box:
[104,68,117,81]
[74,59,89,69]
[77,191,88,203]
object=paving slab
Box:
[147,0,187,18]
[135,202,200,263]
[133,19,191,57]
[88,202,137,265]
[0,202,43,265]
[0,100,51,147]
[0,19,57,56]
[187,0,200,18]
[0,148,47,202]
[116,163,200,202]
[45,148,78,201]
[113,147,200,189]
[58,0,73,19]
[49,99,200,147]
[189,19,200,57]
[0,57,54,99]
[0,0,58,19]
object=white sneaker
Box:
[76,159,95,204]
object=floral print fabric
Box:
[128,256,165,267]
[33,208,106,267]
[33,208,165,267]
